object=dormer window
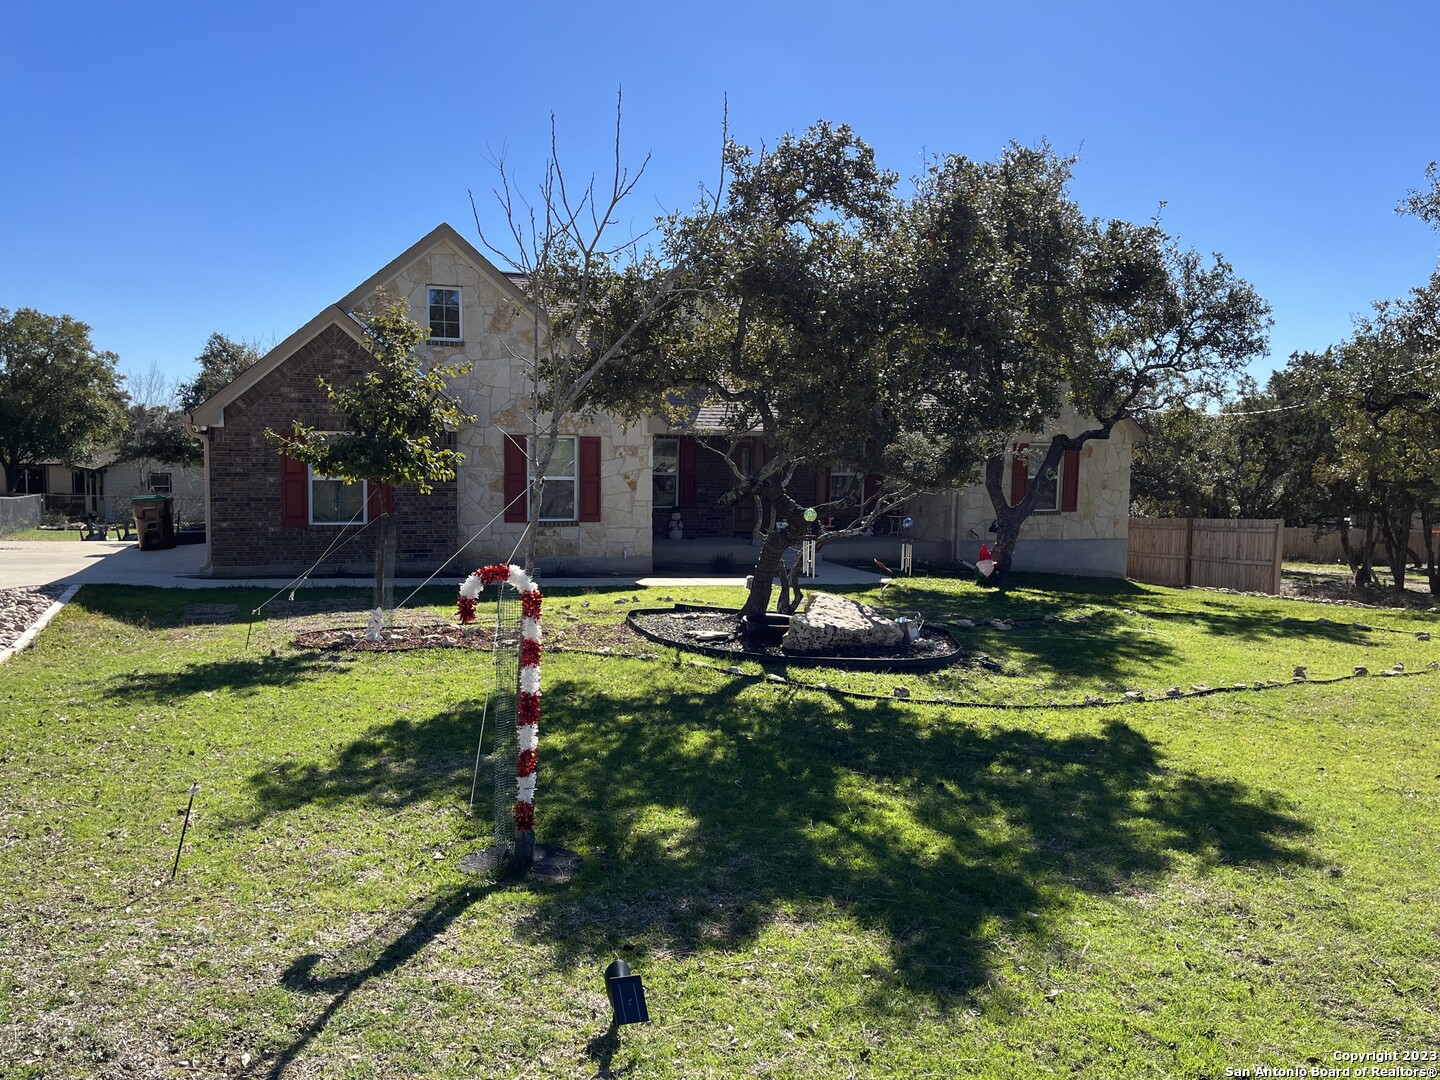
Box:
[428,287,461,341]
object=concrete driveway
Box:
[0,538,211,590]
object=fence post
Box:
[1184,518,1195,588]
[1271,519,1284,594]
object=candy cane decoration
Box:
[458,563,542,839]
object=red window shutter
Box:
[1010,444,1028,505]
[864,473,882,510]
[578,436,602,521]
[503,434,528,523]
[280,430,308,526]
[678,437,698,509]
[1061,448,1080,512]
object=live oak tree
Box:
[123,335,264,471]
[974,218,1271,582]
[1131,372,1334,522]
[269,298,473,638]
[1290,276,1440,592]
[591,122,969,617]
[1399,161,1440,229]
[116,361,196,471]
[0,307,125,492]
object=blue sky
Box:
[2,0,1436,397]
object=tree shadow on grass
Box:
[520,678,1315,1003]
[235,671,1315,1005]
[253,883,494,1079]
[237,702,484,824]
[1134,602,1379,644]
[107,653,356,702]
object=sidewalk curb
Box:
[0,584,81,666]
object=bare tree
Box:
[471,90,720,572]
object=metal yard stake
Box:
[171,782,199,880]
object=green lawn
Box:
[0,526,87,541]
[1,577,1437,1078]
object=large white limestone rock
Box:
[782,593,905,653]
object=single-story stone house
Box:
[185,224,1139,578]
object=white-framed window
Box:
[148,471,172,494]
[535,436,577,522]
[828,468,861,506]
[309,466,367,526]
[653,437,678,508]
[1027,447,1063,512]
[427,286,462,341]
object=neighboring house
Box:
[187,224,1140,579]
[0,453,203,522]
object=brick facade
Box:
[203,323,459,576]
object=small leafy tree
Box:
[269,297,474,637]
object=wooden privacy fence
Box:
[1128,518,1284,594]
[1283,526,1430,564]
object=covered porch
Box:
[652,534,948,573]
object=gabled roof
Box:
[335,222,532,313]
[185,306,369,428]
[186,223,531,429]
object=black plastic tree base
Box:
[459,842,582,883]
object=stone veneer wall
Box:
[904,403,1136,577]
[205,324,458,575]
[369,241,652,575]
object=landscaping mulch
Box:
[1280,568,1437,610]
[293,619,653,655]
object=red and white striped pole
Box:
[458,563,542,866]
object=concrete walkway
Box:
[0,538,884,592]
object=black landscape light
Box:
[604,959,650,1026]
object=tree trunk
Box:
[982,452,1032,587]
[1377,495,1411,593]
[740,523,790,618]
[367,506,391,642]
[1423,505,1440,595]
[775,552,805,615]
[1343,512,1380,588]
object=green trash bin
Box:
[132,495,176,550]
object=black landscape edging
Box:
[625,604,965,673]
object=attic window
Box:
[428,287,461,341]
